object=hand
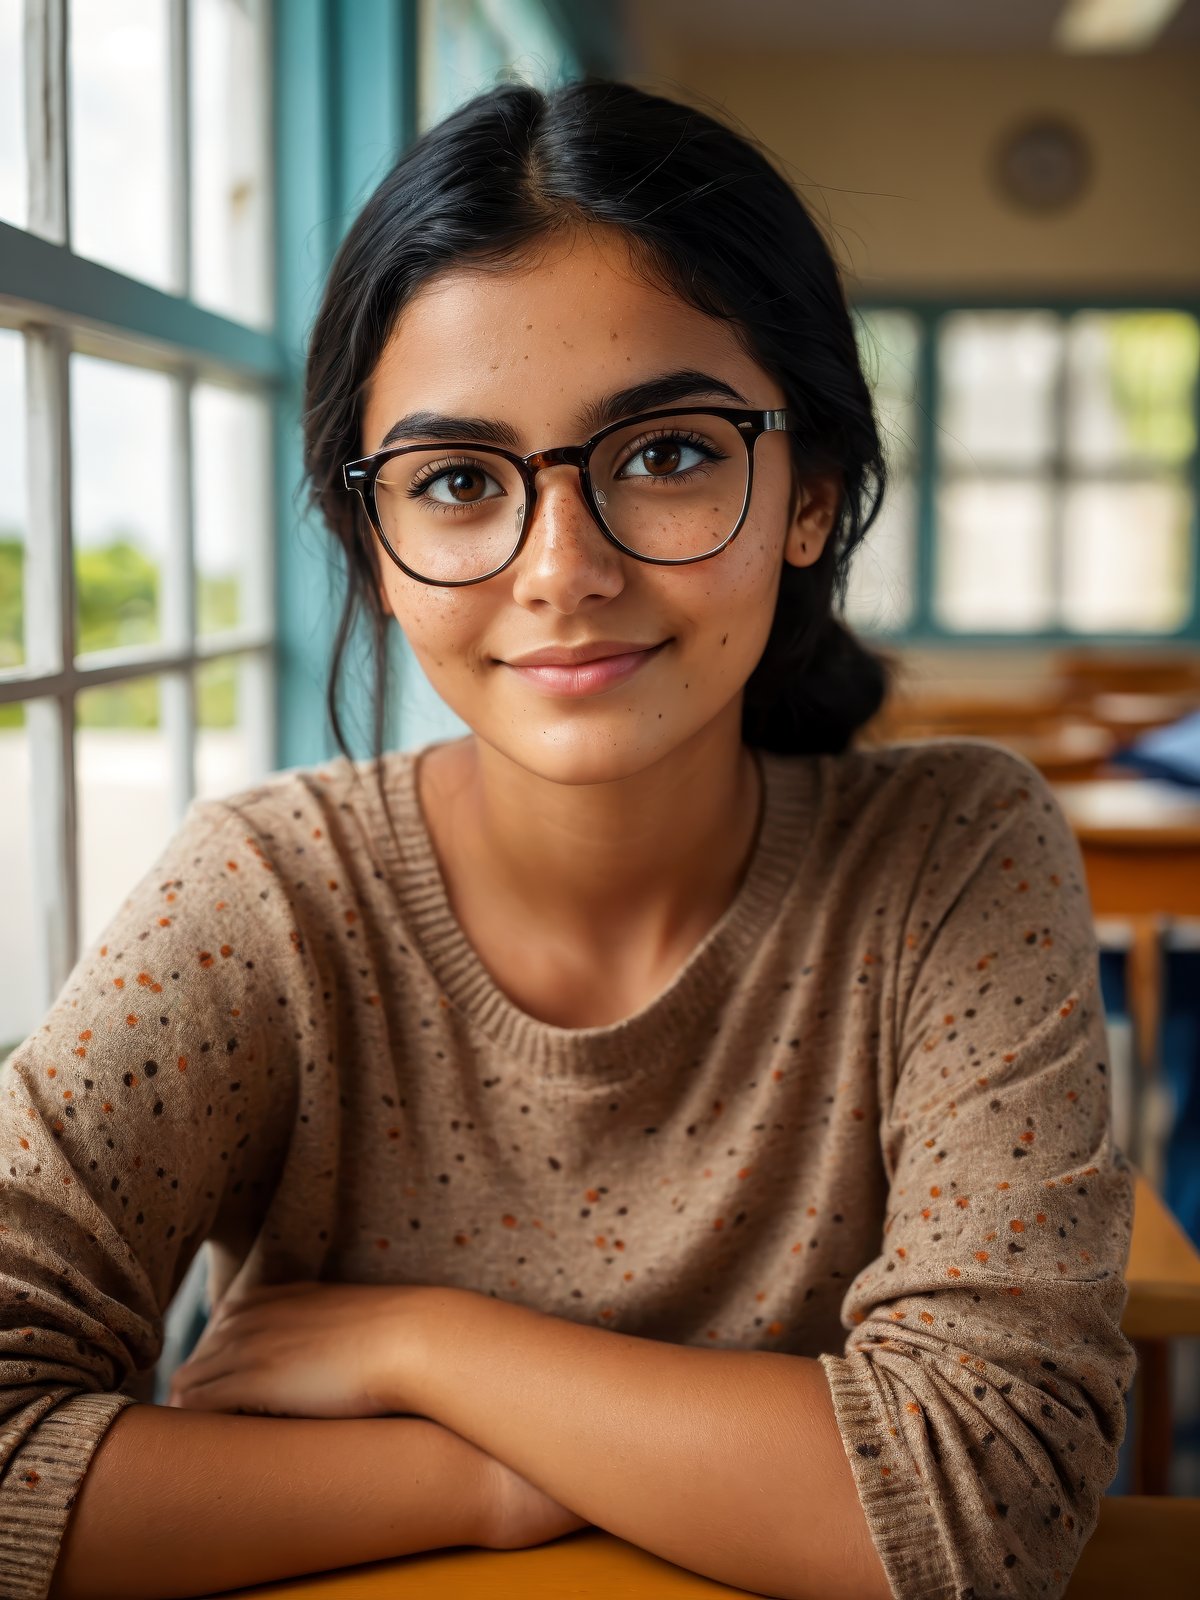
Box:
[165,1280,425,1419]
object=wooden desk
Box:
[210,1497,1200,1599]
[1051,778,1200,1191]
[1123,1172,1200,1497]
[1052,777,1200,921]
[1125,1172,1200,1342]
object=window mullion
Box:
[24,0,69,245]
[168,0,193,299]
[23,322,78,1003]
[163,369,197,823]
[1051,313,1070,631]
[913,308,939,634]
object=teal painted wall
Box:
[272,0,600,768]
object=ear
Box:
[783,472,841,569]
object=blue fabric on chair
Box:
[1111,710,1200,790]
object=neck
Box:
[426,714,764,969]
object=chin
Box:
[475,721,682,787]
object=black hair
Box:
[302,76,893,823]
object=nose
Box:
[519,457,607,548]
[508,460,625,607]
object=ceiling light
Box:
[1055,0,1186,50]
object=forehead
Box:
[361,228,766,449]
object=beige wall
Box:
[623,42,1200,296]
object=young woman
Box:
[2,79,1133,1600]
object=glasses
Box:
[342,405,794,587]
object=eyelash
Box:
[618,428,727,476]
[402,430,728,510]
[404,456,489,504]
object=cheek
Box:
[391,589,492,676]
[671,523,783,673]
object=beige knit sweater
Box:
[0,735,1135,1600]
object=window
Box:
[418,0,580,132]
[0,0,277,1062]
[844,305,1200,642]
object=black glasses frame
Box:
[341,404,794,588]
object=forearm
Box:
[411,1292,890,1600]
[48,1402,491,1600]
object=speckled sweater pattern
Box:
[0,737,1135,1600]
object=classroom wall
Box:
[621,35,1200,296]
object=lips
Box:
[504,640,669,698]
[504,640,667,668]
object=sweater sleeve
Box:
[818,742,1137,1600]
[0,796,300,1600]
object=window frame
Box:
[0,0,281,1050]
[850,293,1200,647]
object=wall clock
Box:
[995,116,1092,212]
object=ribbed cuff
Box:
[818,1352,956,1600]
[0,1390,139,1600]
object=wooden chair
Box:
[1065,1496,1200,1597]
[1124,1171,1200,1497]
[1052,650,1200,711]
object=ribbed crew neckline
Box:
[363,739,817,1083]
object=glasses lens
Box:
[375,446,527,582]
[589,412,749,559]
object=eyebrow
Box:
[375,368,750,452]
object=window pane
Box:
[69,0,172,288]
[418,0,580,130]
[0,0,25,227]
[1061,479,1193,633]
[0,700,38,1055]
[190,0,271,325]
[195,652,272,800]
[854,310,921,470]
[194,382,272,636]
[0,328,25,669]
[76,675,172,949]
[936,479,1055,632]
[1067,312,1200,469]
[939,312,1062,469]
[842,473,916,633]
[72,355,174,656]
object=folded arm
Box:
[400,1287,892,1600]
[48,1405,494,1600]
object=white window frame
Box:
[0,0,280,1056]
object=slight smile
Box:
[501,641,671,698]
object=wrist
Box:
[376,1280,464,1420]
[412,1417,499,1549]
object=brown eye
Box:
[443,468,488,502]
[641,442,681,477]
